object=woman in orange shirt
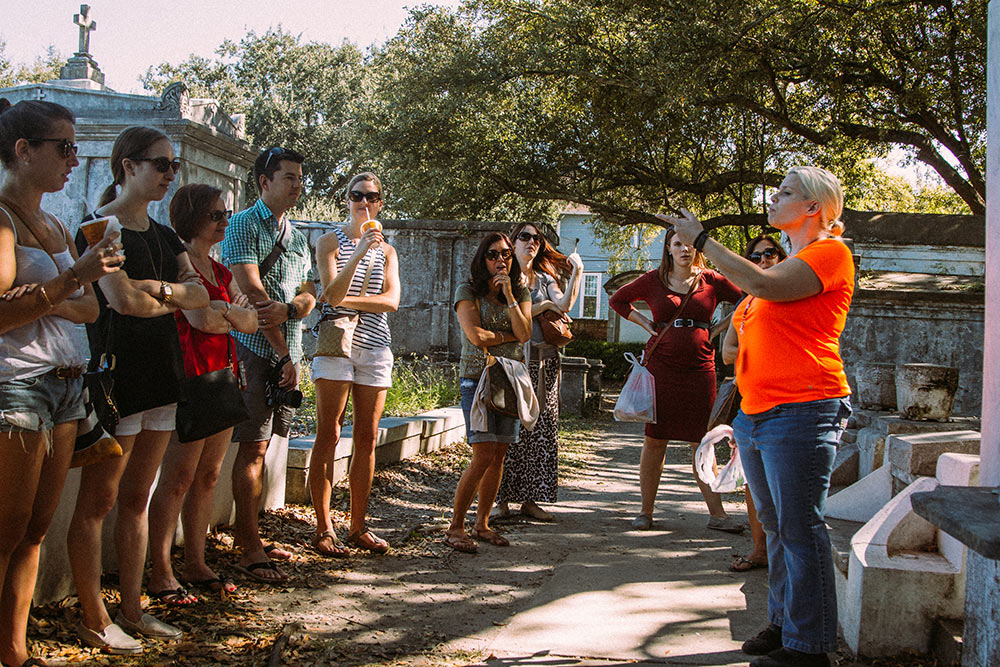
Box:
[722,234,787,573]
[665,167,853,667]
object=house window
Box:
[579,273,601,318]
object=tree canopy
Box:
[358,0,982,229]
[133,0,983,231]
[0,42,65,89]
[142,28,365,219]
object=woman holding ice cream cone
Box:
[309,172,400,556]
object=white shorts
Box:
[312,346,393,388]
[116,403,178,437]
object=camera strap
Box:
[260,216,293,279]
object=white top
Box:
[0,208,86,382]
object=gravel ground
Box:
[25,407,944,666]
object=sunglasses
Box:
[263,146,287,172]
[131,156,181,174]
[485,248,512,261]
[348,189,382,203]
[749,247,780,264]
[516,231,544,244]
[209,209,232,222]
[28,138,78,158]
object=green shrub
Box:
[382,359,461,417]
[565,340,646,381]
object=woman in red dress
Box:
[147,184,258,601]
[609,227,741,532]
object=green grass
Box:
[293,357,461,434]
[557,415,603,480]
[382,358,461,417]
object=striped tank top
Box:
[318,226,391,350]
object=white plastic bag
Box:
[695,424,745,492]
[614,352,656,423]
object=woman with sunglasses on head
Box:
[446,233,532,553]
[0,99,123,667]
[722,234,786,574]
[664,167,853,667]
[609,227,742,533]
[69,126,209,654]
[493,223,583,522]
[310,172,400,556]
[146,184,258,603]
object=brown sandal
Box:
[345,525,390,554]
[312,530,350,558]
[470,528,510,547]
[443,533,478,553]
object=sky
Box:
[1,0,462,94]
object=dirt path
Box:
[27,414,938,666]
[252,417,765,666]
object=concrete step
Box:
[888,430,980,492]
[827,516,863,577]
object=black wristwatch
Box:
[286,302,298,320]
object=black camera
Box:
[265,356,303,409]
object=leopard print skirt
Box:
[497,356,560,504]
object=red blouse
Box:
[175,258,235,378]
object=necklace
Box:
[135,218,163,281]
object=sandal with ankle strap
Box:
[312,530,350,558]
[345,525,389,554]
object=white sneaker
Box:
[76,622,143,654]
[114,611,182,639]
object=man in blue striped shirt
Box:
[220,146,316,583]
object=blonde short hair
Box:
[788,166,845,236]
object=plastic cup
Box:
[360,219,382,234]
[81,217,111,246]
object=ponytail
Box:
[99,182,118,207]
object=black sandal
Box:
[148,586,198,605]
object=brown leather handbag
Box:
[538,310,573,347]
[315,254,374,358]
[707,377,741,429]
[482,354,520,417]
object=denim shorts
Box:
[460,377,520,444]
[0,371,85,432]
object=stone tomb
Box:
[0,81,253,227]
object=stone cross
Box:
[74,5,96,55]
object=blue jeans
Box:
[733,396,851,654]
